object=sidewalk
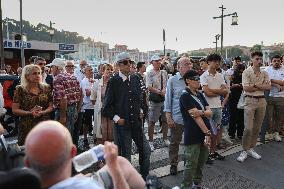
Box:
[159,141,284,189]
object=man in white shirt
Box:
[200,54,228,162]
[74,60,87,81]
[264,54,284,142]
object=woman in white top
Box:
[91,64,114,144]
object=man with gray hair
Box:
[164,57,193,175]
[52,58,82,140]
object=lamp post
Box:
[0,0,5,69]
[49,21,55,42]
[163,29,166,56]
[213,5,238,56]
[213,34,221,53]
[19,0,25,67]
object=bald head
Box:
[177,57,193,76]
[25,121,75,178]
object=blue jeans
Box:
[114,119,151,180]
[55,104,77,137]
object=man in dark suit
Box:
[102,52,151,180]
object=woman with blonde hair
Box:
[12,64,53,145]
[91,63,114,144]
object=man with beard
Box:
[264,54,284,142]
[237,52,271,162]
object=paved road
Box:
[159,141,284,189]
[4,123,284,189]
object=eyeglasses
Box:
[189,76,200,81]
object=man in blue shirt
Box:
[164,57,193,175]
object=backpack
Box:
[0,135,25,171]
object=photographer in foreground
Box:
[24,121,145,189]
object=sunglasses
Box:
[118,60,132,65]
[66,65,75,68]
[37,62,46,66]
[188,76,200,81]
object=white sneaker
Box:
[163,139,170,146]
[273,132,282,142]
[265,133,273,140]
[222,132,233,144]
[149,142,155,152]
[247,149,261,159]
[237,151,248,162]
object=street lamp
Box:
[213,34,221,53]
[0,0,5,69]
[213,5,238,56]
[20,0,25,67]
[49,21,55,42]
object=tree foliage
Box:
[2,17,85,44]
[250,44,262,52]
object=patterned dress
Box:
[13,85,52,145]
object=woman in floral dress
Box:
[12,65,53,145]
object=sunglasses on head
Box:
[188,76,200,81]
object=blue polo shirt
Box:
[179,88,210,145]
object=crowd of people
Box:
[0,51,283,189]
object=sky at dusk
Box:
[2,0,284,52]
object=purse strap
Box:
[151,71,163,90]
[160,72,163,90]
[185,88,205,111]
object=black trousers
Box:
[228,102,244,137]
[113,119,151,180]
